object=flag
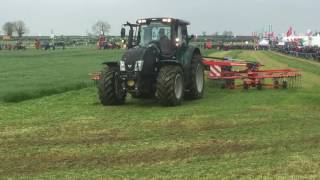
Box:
[286,27,293,37]
[306,29,313,36]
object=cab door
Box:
[176,24,189,64]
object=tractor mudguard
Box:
[103,61,119,68]
[178,46,202,85]
[182,46,202,65]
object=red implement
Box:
[202,57,302,90]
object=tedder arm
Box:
[202,56,302,90]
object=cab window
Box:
[176,25,187,46]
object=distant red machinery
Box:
[98,35,106,49]
[204,39,213,49]
[202,57,302,90]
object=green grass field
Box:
[0,49,320,179]
[0,49,124,102]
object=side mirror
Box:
[188,35,195,42]
[128,28,134,48]
[121,28,126,38]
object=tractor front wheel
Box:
[156,65,184,106]
[98,67,126,105]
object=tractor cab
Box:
[121,18,191,59]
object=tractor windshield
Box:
[139,22,171,47]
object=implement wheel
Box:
[243,81,249,90]
[257,83,262,90]
[282,81,288,89]
[273,79,280,89]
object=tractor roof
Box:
[136,18,190,25]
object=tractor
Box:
[98,18,204,106]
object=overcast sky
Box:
[0,0,319,36]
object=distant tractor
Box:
[204,39,213,49]
[41,41,65,50]
[35,38,41,49]
[98,35,121,50]
[98,35,106,49]
[13,40,26,50]
[98,18,204,106]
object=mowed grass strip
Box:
[0,50,320,178]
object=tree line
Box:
[2,20,111,38]
[2,21,28,38]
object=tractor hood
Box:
[122,46,160,73]
[122,47,146,66]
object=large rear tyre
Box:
[185,55,204,99]
[98,67,126,105]
[156,65,184,106]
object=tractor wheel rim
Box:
[174,73,183,99]
[196,64,204,93]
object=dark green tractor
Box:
[98,17,204,106]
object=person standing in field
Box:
[159,28,171,55]
[35,38,41,49]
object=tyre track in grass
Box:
[0,139,260,177]
[1,135,320,177]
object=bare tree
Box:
[13,20,28,38]
[2,22,15,36]
[202,31,207,37]
[222,30,233,37]
[92,21,111,35]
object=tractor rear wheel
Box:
[98,67,126,105]
[185,55,204,99]
[156,65,184,106]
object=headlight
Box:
[135,60,144,71]
[120,61,125,71]
[137,19,147,24]
[162,18,172,23]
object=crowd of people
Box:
[273,45,320,61]
[1,37,320,62]
[0,40,26,50]
[200,40,320,61]
[203,44,269,51]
